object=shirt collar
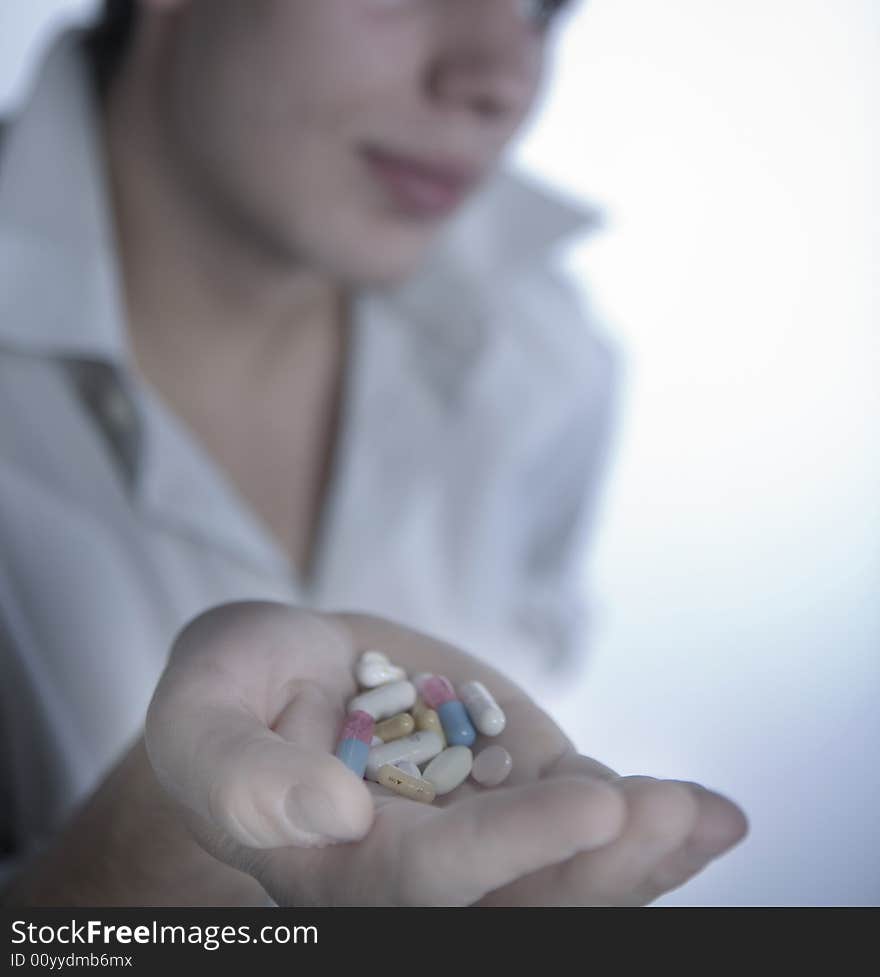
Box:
[0,30,129,362]
[0,29,603,365]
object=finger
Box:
[566,777,702,906]
[272,680,341,752]
[674,782,749,858]
[545,750,621,782]
[397,776,627,906]
[148,695,374,849]
[476,776,700,906]
[146,604,372,849]
[636,781,749,900]
[161,601,356,716]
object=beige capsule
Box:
[377,764,436,804]
[412,699,446,746]
[374,712,415,743]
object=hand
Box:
[146,601,748,906]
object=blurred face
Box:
[145,0,571,285]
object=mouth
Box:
[360,146,484,220]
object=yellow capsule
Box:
[412,700,446,746]
[374,712,415,743]
[377,764,436,804]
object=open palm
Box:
[146,602,747,906]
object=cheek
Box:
[167,1,445,279]
[185,1,425,135]
[247,0,428,124]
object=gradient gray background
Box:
[1,0,877,906]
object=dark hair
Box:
[83,0,139,94]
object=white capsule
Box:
[422,746,473,796]
[365,731,444,781]
[458,680,506,736]
[348,680,416,721]
[393,760,421,779]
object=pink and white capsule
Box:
[420,675,456,708]
[348,680,416,721]
[458,680,506,736]
[335,710,375,778]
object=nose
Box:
[428,0,544,125]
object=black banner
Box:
[1,907,875,972]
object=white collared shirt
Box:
[0,31,620,875]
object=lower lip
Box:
[362,150,472,219]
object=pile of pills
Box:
[334,650,513,804]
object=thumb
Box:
[147,680,374,850]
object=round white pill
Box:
[471,745,513,787]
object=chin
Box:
[327,234,437,290]
[267,208,442,289]
[349,256,427,289]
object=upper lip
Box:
[361,145,485,190]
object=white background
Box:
[1,1,877,906]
